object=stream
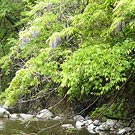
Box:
[0,118,118,135]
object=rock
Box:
[115,121,124,129]
[39,109,53,116]
[87,123,96,134]
[96,123,110,131]
[36,109,53,120]
[106,119,117,129]
[75,120,85,130]
[84,119,93,126]
[0,107,10,118]
[62,124,74,129]
[53,116,62,120]
[19,114,35,121]
[73,115,85,121]
[9,113,20,120]
[75,119,93,130]
[117,127,132,135]
[85,116,91,120]
[110,127,115,131]
[93,120,101,126]
[10,113,38,121]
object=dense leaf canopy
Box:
[0,0,135,117]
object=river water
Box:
[0,118,117,135]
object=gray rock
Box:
[9,113,19,119]
[115,121,124,129]
[36,109,53,120]
[117,127,132,135]
[110,127,115,131]
[62,124,74,129]
[0,107,10,118]
[85,116,91,120]
[53,116,62,120]
[75,120,85,130]
[93,120,101,126]
[106,119,117,128]
[84,119,93,126]
[10,113,38,121]
[19,113,35,121]
[97,123,110,131]
[75,119,93,130]
[87,123,96,134]
[73,115,85,121]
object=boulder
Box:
[85,116,91,120]
[0,107,10,118]
[36,109,53,120]
[96,123,110,131]
[73,115,85,121]
[84,119,93,126]
[87,123,96,134]
[75,120,85,130]
[117,127,132,135]
[9,113,20,120]
[76,119,93,130]
[93,120,101,126]
[106,119,117,129]
[19,114,35,121]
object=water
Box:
[0,118,117,135]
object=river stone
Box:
[73,115,85,121]
[93,120,101,126]
[76,120,85,130]
[0,107,10,118]
[117,127,132,135]
[85,116,91,120]
[19,114,35,121]
[9,113,19,119]
[106,119,117,128]
[87,123,96,134]
[96,122,110,131]
[53,116,62,120]
[115,121,124,129]
[84,119,93,126]
[62,124,74,129]
[9,113,24,121]
[36,109,53,120]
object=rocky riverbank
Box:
[0,107,134,135]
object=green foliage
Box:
[0,0,24,56]
[60,39,135,99]
[1,47,72,105]
[0,0,135,115]
[91,98,128,118]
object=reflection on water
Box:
[0,120,4,130]
[0,119,117,135]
